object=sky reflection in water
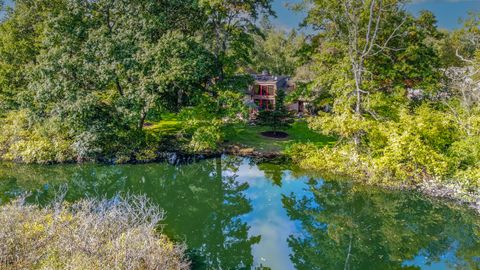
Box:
[0,157,479,270]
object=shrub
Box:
[0,195,190,270]
[189,124,222,152]
[287,143,369,178]
[0,110,76,164]
[373,131,450,184]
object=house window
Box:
[254,99,274,111]
[261,100,267,110]
[267,85,274,96]
[268,100,274,110]
[254,85,274,96]
[260,85,267,96]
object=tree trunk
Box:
[352,62,364,147]
[177,88,183,110]
[138,108,147,131]
[115,77,124,97]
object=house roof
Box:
[252,73,291,89]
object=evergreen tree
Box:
[257,88,294,135]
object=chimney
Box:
[262,70,269,76]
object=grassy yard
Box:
[144,113,183,138]
[144,114,336,153]
[224,120,336,153]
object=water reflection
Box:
[0,158,258,270]
[0,158,479,270]
[283,179,480,270]
[233,161,309,269]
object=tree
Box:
[199,0,274,80]
[0,0,277,162]
[301,1,446,144]
[287,1,480,194]
[0,0,218,161]
[0,0,63,113]
[257,88,294,135]
[301,0,447,147]
[180,88,249,152]
[249,20,304,75]
[306,0,406,129]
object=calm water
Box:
[0,156,479,270]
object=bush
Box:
[0,110,76,164]
[189,123,223,152]
[287,142,369,178]
[0,195,190,270]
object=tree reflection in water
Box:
[283,179,480,270]
[1,159,480,269]
[0,157,258,270]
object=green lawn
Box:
[144,113,182,138]
[224,120,336,153]
[145,114,336,153]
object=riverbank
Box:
[1,146,478,215]
[290,166,480,215]
[222,142,480,214]
[166,151,480,215]
[1,121,478,216]
[417,179,480,214]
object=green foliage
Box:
[287,142,368,177]
[286,1,480,200]
[0,195,189,269]
[199,0,274,76]
[291,102,480,190]
[256,88,294,132]
[248,21,304,75]
[0,0,62,112]
[0,0,272,162]
[0,110,75,164]
[180,89,248,152]
[190,123,223,152]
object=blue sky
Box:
[2,0,480,31]
[273,0,480,30]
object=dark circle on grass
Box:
[260,131,289,139]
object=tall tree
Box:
[0,0,221,161]
[0,0,63,113]
[306,0,409,145]
[249,21,304,75]
[303,1,446,146]
[199,0,274,80]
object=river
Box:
[0,156,479,270]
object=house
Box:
[246,71,305,115]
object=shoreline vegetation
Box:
[1,114,478,214]
[0,194,190,269]
[1,144,479,215]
